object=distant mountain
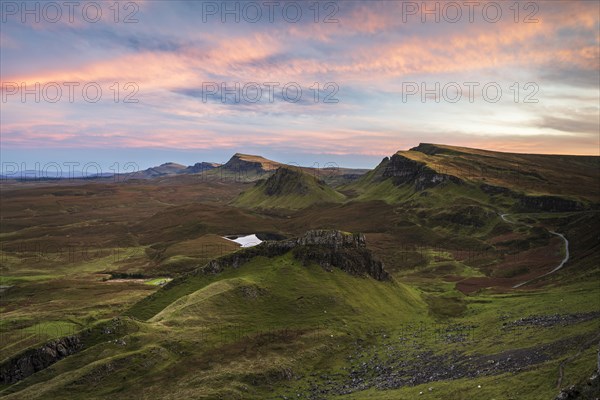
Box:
[0,170,113,180]
[216,153,369,184]
[178,162,221,174]
[221,153,281,174]
[234,166,345,209]
[181,153,284,182]
[131,162,187,179]
[124,162,221,179]
[2,153,369,184]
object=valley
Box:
[0,144,598,399]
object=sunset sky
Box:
[1,0,599,169]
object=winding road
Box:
[499,214,570,288]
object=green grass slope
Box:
[3,251,599,399]
[234,166,345,210]
[2,252,427,399]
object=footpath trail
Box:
[499,214,570,289]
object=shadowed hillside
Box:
[234,166,345,209]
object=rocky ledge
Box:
[0,317,131,385]
[480,183,587,212]
[382,153,462,191]
[0,336,82,384]
[199,230,388,281]
[517,194,585,212]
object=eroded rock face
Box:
[382,154,462,191]
[296,230,366,249]
[0,318,130,385]
[480,183,588,212]
[293,246,388,281]
[518,195,584,212]
[480,183,513,196]
[409,143,446,155]
[0,336,82,384]
[200,230,388,281]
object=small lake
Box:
[223,234,263,248]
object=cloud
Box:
[539,115,600,135]
[1,0,599,159]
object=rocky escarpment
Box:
[409,143,449,155]
[382,154,462,191]
[0,317,133,385]
[0,336,82,384]
[480,183,514,196]
[517,195,585,212]
[198,230,388,281]
[481,183,588,212]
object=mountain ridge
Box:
[349,143,599,204]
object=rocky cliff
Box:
[382,153,462,191]
[0,336,82,384]
[198,230,388,281]
[517,195,585,212]
[481,183,586,212]
[0,317,133,385]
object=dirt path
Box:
[499,214,570,288]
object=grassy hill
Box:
[2,231,598,399]
[0,231,426,399]
[234,166,345,210]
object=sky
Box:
[1,0,599,171]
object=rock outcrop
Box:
[409,143,447,155]
[480,183,513,196]
[0,336,82,384]
[198,230,388,281]
[517,195,585,212]
[480,183,587,212]
[382,154,462,191]
[0,317,132,385]
[295,229,366,249]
